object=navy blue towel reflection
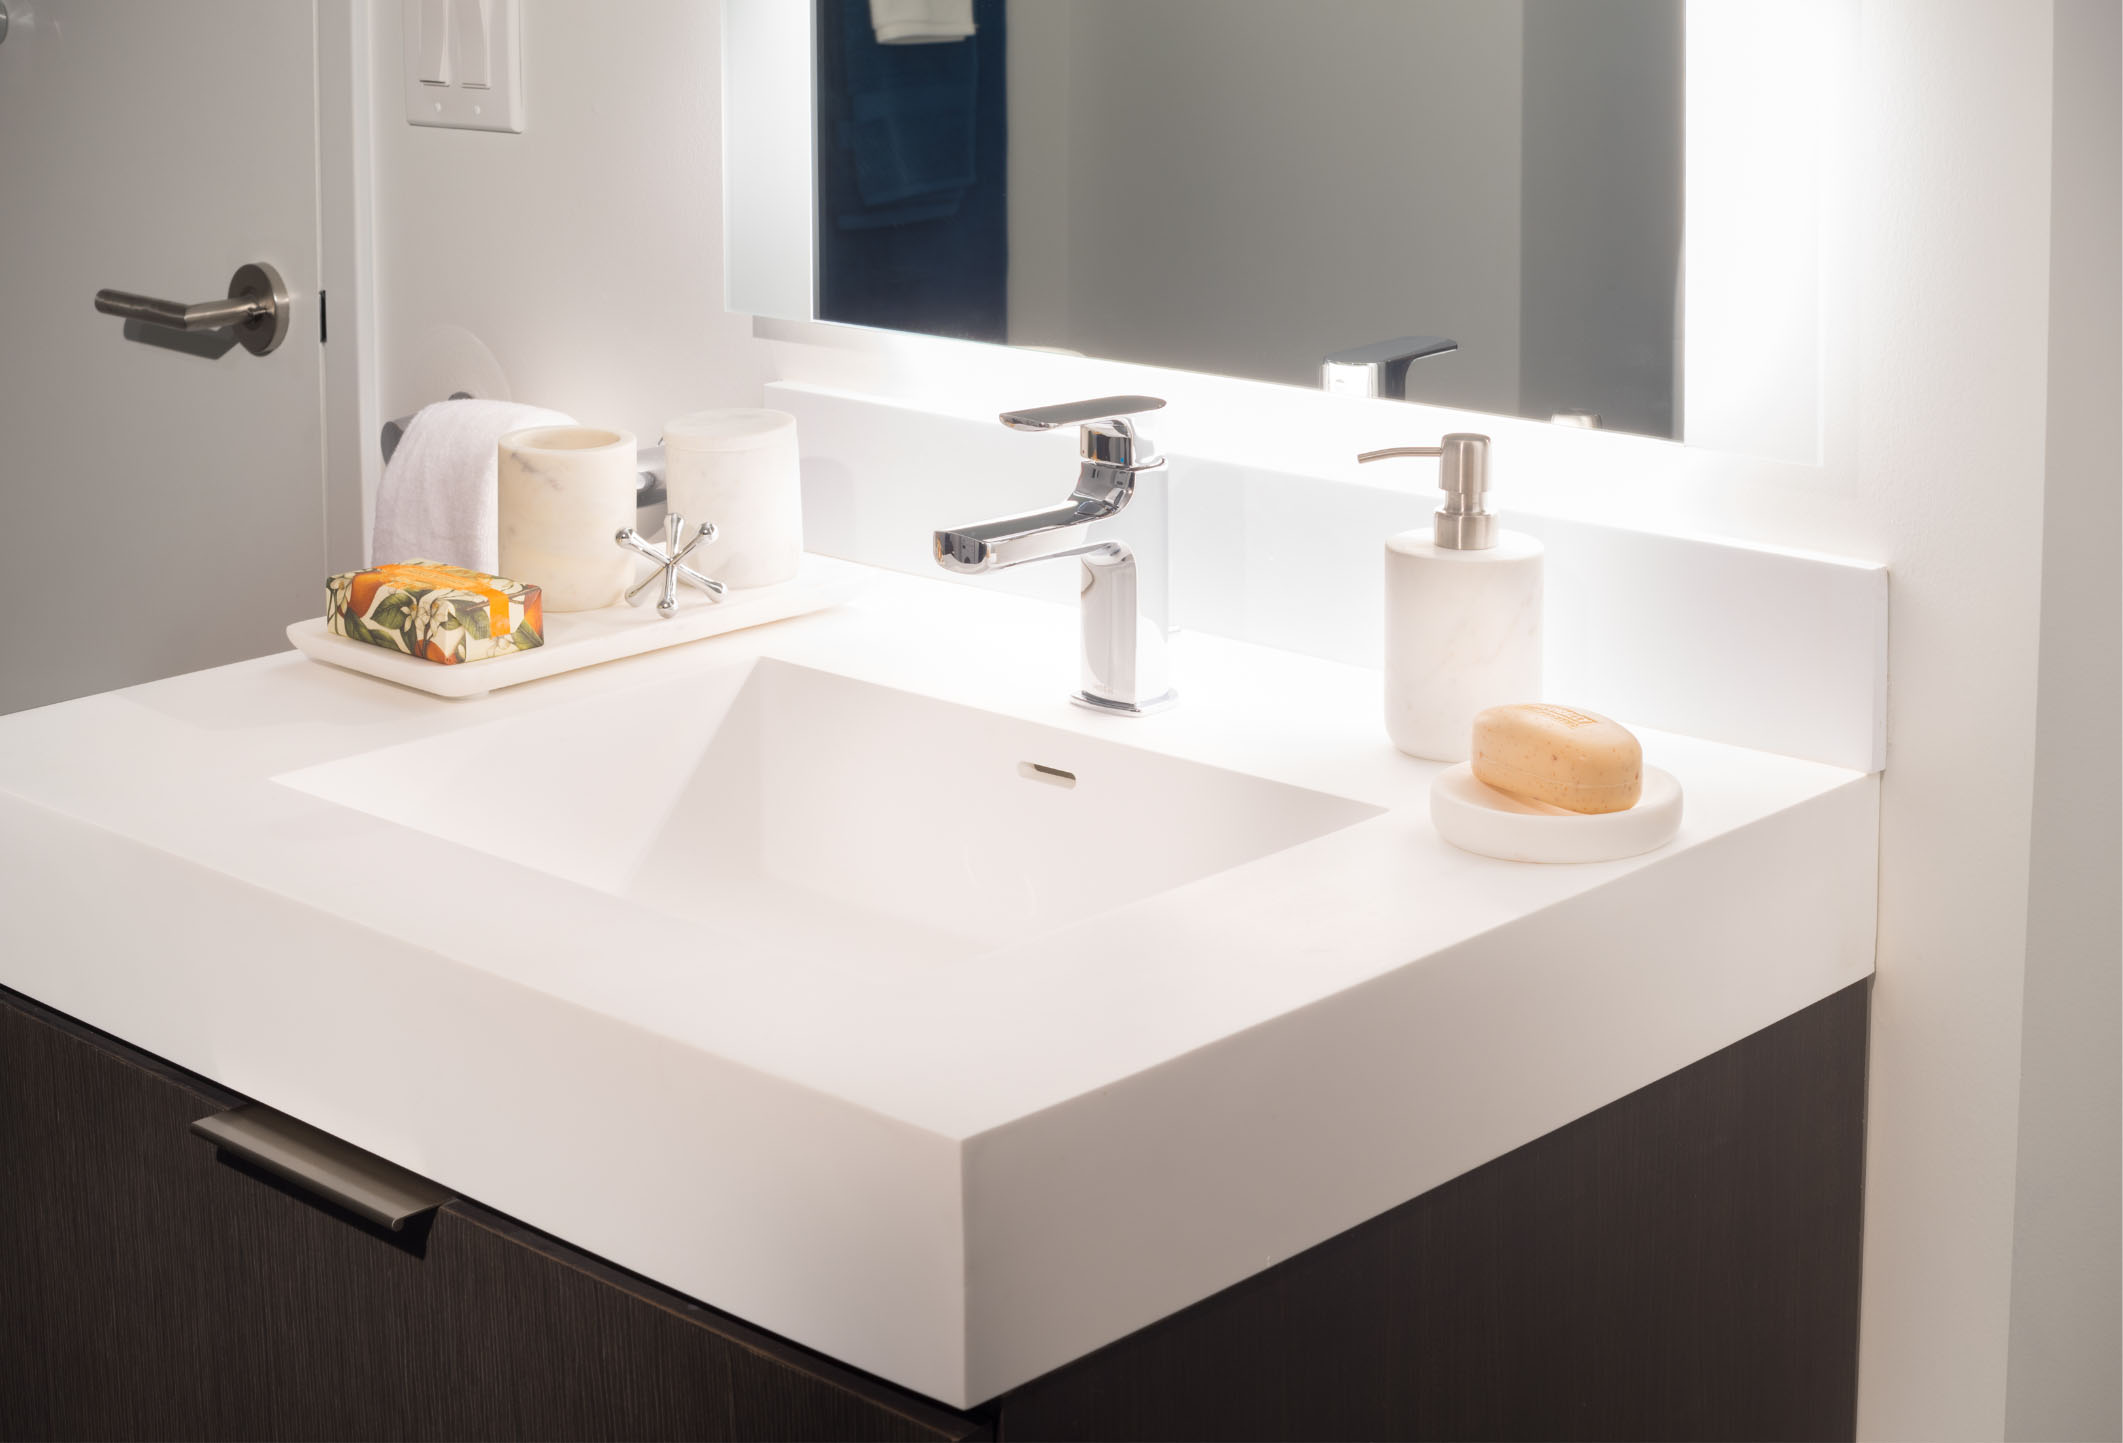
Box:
[816,0,1007,342]
[836,0,979,229]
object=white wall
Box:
[363,1,2110,1434]
[2004,3,2122,1438]
[1839,6,2055,1435]
[366,0,758,538]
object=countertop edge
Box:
[952,771,1881,1401]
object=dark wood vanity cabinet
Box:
[1,982,1868,1442]
[0,990,981,1443]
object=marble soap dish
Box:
[287,552,871,699]
[1430,762,1683,864]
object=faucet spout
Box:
[933,499,1111,574]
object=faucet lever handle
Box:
[1001,395,1167,472]
[999,395,1166,432]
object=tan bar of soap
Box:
[1471,703,1643,814]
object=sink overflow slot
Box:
[1018,761,1078,789]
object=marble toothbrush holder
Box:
[496,426,638,612]
[663,409,803,589]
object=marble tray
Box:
[286,552,871,698]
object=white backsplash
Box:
[774,382,1887,772]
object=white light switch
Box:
[450,0,491,88]
[403,0,522,132]
[416,0,450,84]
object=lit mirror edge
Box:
[723,0,814,327]
[724,0,1857,477]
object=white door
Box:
[0,0,330,714]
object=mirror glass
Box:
[750,1,1690,440]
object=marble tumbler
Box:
[496,426,637,612]
[663,409,802,589]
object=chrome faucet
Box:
[934,396,1176,715]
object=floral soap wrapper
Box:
[326,560,543,665]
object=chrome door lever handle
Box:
[94,261,290,356]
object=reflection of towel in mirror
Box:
[869,0,975,45]
[818,0,1006,340]
[372,399,574,573]
[838,0,979,228]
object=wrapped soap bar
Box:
[327,560,542,665]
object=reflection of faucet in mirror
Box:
[934,396,1176,716]
[1321,336,1461,400]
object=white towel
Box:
[870,0,975,45]
[372,398,573,573]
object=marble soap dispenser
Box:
[1358,434,1543,762]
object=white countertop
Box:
[0,565,1879,1407]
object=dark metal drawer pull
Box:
[191,1103,454,1230]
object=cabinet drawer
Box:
[0,988,983,1443]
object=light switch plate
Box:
[403,0,523,133]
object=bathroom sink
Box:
[0,567,1881,1406]
[277,658,1383,963]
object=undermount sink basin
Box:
[278,659,1383,963]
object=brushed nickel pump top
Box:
[1357,433,1496,550]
